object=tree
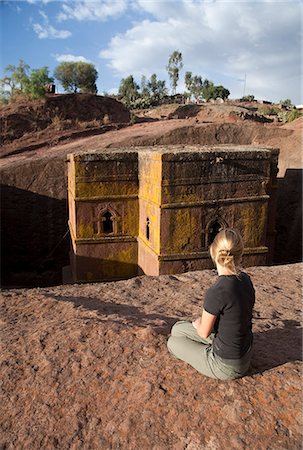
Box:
[0,82,10,104]
[185,71,193,93]
[201,80,230,101]
[54,62,98,94]
[140,75,149,97]
[24,67,54,99]
[280,98,292,107]
[147,73,167,101]
[0,59,30,97]
[211,85,230,100]
[242,94,255,101]
[118,75,139,105]
[0,60,54,101]
[166,50,183,95]
[201,79,214,101]
[5,59,30,92]
[75,62,98,94]
[185,71,203,102]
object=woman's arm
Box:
[192,309,217,339]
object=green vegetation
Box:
[166,50,183,95]
[4,60,30,92]
[0,53,231,108]
[0,59,98,103]
[203,84,230,101]
[259,106,280,116]
[118,75,140,106]
[185,72,203,102]
[279,98,292,107]
[25,67,54,99]
[259,103,301,123]
[185,72,230,102]
[0,59,53,102]
[1,58,299,126]
[118,73,167,109]
[242,95,255,101]
[54,62,97,94]
[6,54,297,118]
[147,73,167,102]
[285,108,302,122]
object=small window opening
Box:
[146,217,150,240]
[102,211,113,234]
[208,219,223,246]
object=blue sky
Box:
[1,0,302,104]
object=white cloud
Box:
[57,0,127,22]
[54,54,91,63]
[33,10,71,39]
[100,0,302,103]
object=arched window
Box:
[102,211,113,234]
[206,218,228,247]
[146,217,150,240]
[93,205,119,235]
[93,204,121,236]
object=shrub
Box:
[242,95,255,102]
[259,106,280,116]
[128,96,153,110]
[286,109,302,122]
[279,99,292,107]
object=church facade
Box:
[67,145,279,282]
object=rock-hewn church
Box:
[67,145,279,282]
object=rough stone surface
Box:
[68,146,279,282]
[0,93,130,147]
[1,103,301,287]
[1,263,302,449]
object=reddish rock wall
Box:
[0,121,301,287]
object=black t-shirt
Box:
[203,272,255,359]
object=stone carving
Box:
[67,145,279,282]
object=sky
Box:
[0,0,302,104]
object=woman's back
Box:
[204,272,255,359]
[167,228,255,379]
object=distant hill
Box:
[0,93,131,150]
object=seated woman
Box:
[167,228,255,380]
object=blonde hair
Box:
[209,228,244,275]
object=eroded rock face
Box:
[1,113,302,287]
[1,264,302,449]
[0,94,131,145]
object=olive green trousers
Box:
[167,321,252,380]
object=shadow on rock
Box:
[250,320,302,373]
[45,293,177,335]
[44,295,302,373]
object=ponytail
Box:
[209,228,244,275]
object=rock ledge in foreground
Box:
[1,264,302,449]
